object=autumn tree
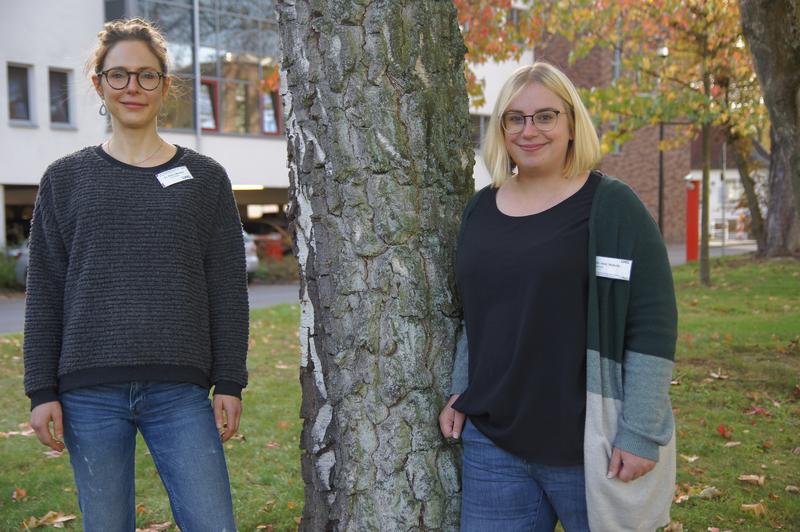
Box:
[456,0,776,274]
[740,0,800,255]
[277,1,473,529]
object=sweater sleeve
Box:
[613,189,678,461]
[204,173,249,397]
[449,322,468,396]
[23,175,68,409]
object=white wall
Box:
[0,1,107,184]
[161,132,289,188]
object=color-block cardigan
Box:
[451,174,678,531]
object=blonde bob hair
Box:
[482,62,601,187]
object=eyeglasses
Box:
[99,68,165,91]
[501,109,561,134]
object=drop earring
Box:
[99,101,107,116]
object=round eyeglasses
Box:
[100,68,165,91]
[501,109,561,134]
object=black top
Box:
[453,172,600,465]
[23,145,249,409]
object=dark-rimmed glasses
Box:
[502,109,561,134]
[99,68,165,91]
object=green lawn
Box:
[0,256,798,530]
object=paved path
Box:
[667,241,756,266]
[0,241,758,335]
[0,283,301,335]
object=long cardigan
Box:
[451,174,678,531]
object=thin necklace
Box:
[106,138,165,166]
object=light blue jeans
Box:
[461,419,590,531]
[60,382,236,532]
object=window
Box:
[49,69,71,125]
[8,65,32,122]
[133,0,281,135]
[471,114,489,148]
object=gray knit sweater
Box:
[23,146,249,409]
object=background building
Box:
[2,1,695,249]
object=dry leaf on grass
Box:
[21,511,77,529]
[716,424,733,439]
[135,521,172,532]
[663,521,683,531]
[709,369,729,380]
[12,487,27,501]
[680,454,700,463]
[42,450,63,459]
[738,474,766,486]
[785,485,800,494]
[698,486,723,499]
[256,525,274,531]
[740,502,766,515]
[706,528,732,532]
[723,441,741,447]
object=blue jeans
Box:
[60,382,236,532]
[461,419,590,531]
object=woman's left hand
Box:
[213,394,242,442]
[607,447,656,482]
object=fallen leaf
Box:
[136,503,146,515]
[261,500,276,512]
[256,525,274,531]
[792,447,800,455]
[275,363,290,369]
[680,454,700,463]
[738,474,766,486]
[12,487,27,501]
[663,522,683,532]
[287,500,297,510]
[265,441,280,449]
[43,450,63,459]
[717,424,733,439]
[785,485,799,494]
[698,486,722,499]
[671,379,681,386]
[706,528,732,532]
[744,404,771,416]
[709,368,728,380]
[762,439,773,450]
[230,433,246,442]
[674,494,690,504]
[135,521,172,532]
[740,502,766,515]
[276,421,290,430]
[26,511,78,528]
[724,441,741,448]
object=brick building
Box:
[536,38,691,244]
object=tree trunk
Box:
[700,118,712,285]
[740,0,800,255]
[728,134,767,254]
[277,1,474,530]
[765,129,800,255]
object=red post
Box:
[686,178,700,262]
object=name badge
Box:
[156,166,193,188]
[596,256,632,281]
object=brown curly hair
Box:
[87,18,169,75]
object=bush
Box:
[252,256,299,284]
[0,254,20,290]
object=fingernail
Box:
[607,472,615,479]
[452,432,460,440]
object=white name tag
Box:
[596,256,633,281]
[156,166,193,188]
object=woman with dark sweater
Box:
[438,63,677,531]
[23,19,247,531]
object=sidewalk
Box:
[667,240,757,266]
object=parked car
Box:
[6,239,29,289]
[243,231,259,283]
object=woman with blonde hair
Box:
[439,62,677,531]
[23,18,247,531]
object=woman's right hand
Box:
[438,394,465,441]
[30,401,65,452]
